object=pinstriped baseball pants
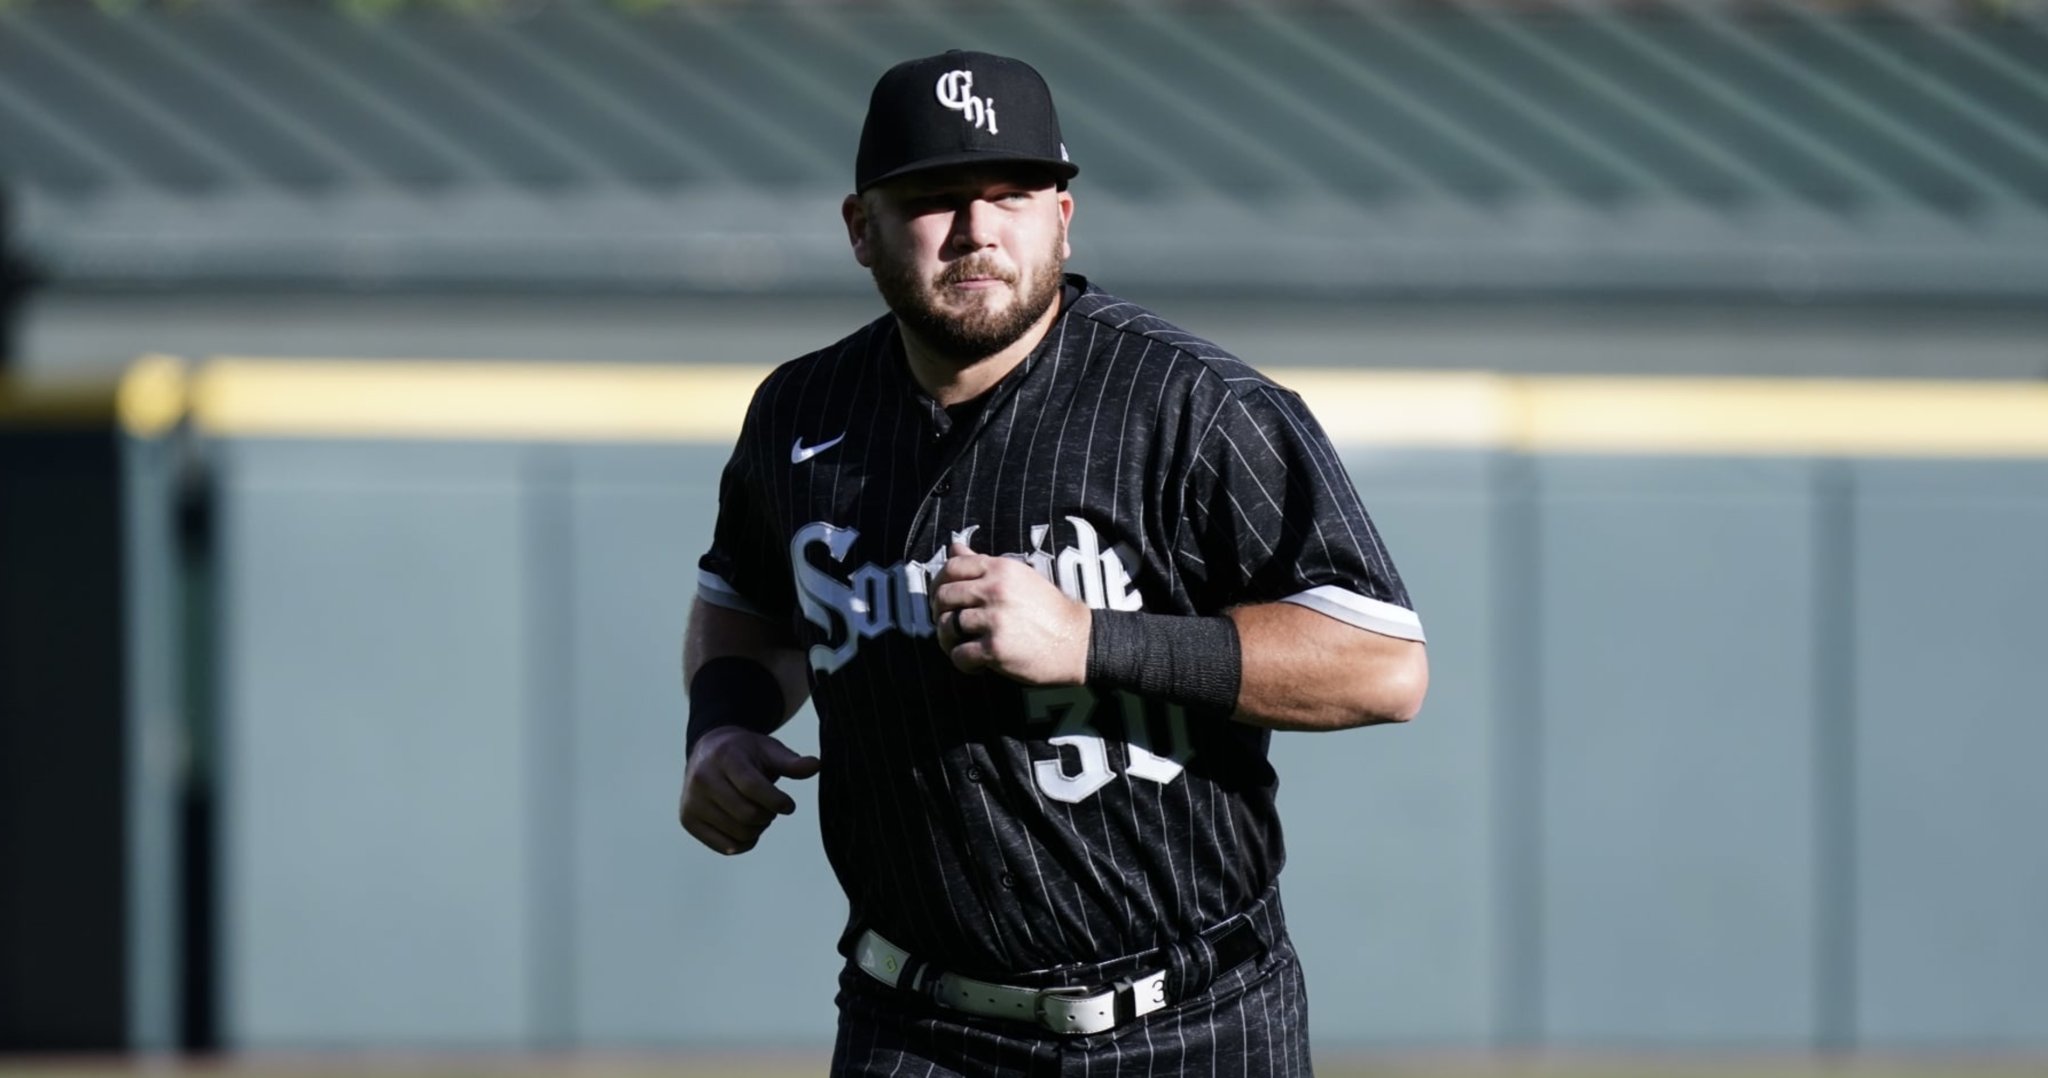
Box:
[829,936,1313,1077]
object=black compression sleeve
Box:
[1085,610,1242,715]
[685,655,788,757]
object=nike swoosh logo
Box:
[791,433,847,464]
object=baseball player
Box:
[681,50,1428,1075]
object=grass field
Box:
[6,1056,2048,1078]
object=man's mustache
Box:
[937,260,1017,287]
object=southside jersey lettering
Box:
[698,275,1424,978]
[787,515,1140,676]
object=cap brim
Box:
[858,150,1079,193]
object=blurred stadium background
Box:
[3,0,2047,1074]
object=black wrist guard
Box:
[685,655,788,758]
[1085,610,1242,715]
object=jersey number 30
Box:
[1025,687,1193,804]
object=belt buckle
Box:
[1122,969,1169,1018]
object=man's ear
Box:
[843,193,873,268]
[1058,189,1075,260]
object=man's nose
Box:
[951,200,998,250]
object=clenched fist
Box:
[679,727,822,855]
[931,538,1090,686]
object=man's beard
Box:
[870,229,1066,364]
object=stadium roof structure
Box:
[2,0,2047,300]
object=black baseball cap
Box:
[855,50,1079,193]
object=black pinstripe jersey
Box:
[698,275,1423,977]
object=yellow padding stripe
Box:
[2,355,184,435]
[0,375,122,428]
[189,358,767,442]
[1278,371,1514,449]
[117,354,189,438]
[1515,377,2048,457]
[1300,373,2048,456]
[147,357,2048,457]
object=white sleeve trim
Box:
[696,569,766,618]
[1281,585,1426,642]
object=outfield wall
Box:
[115,360,2048,1052]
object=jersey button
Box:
[966,765,985,783]
[935,478,953,496]
[999,872,1018,890]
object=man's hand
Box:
[931,538,1090,685]
[679,727,822,855]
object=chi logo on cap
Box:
[935,69,997,134]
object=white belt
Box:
[854,929,1169,1036]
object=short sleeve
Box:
[696,408,796,626]
[1174,384,1424,642]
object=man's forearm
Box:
[683,598,812,727]
[1226,602,1428,731]
[1079,600,1427,732]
